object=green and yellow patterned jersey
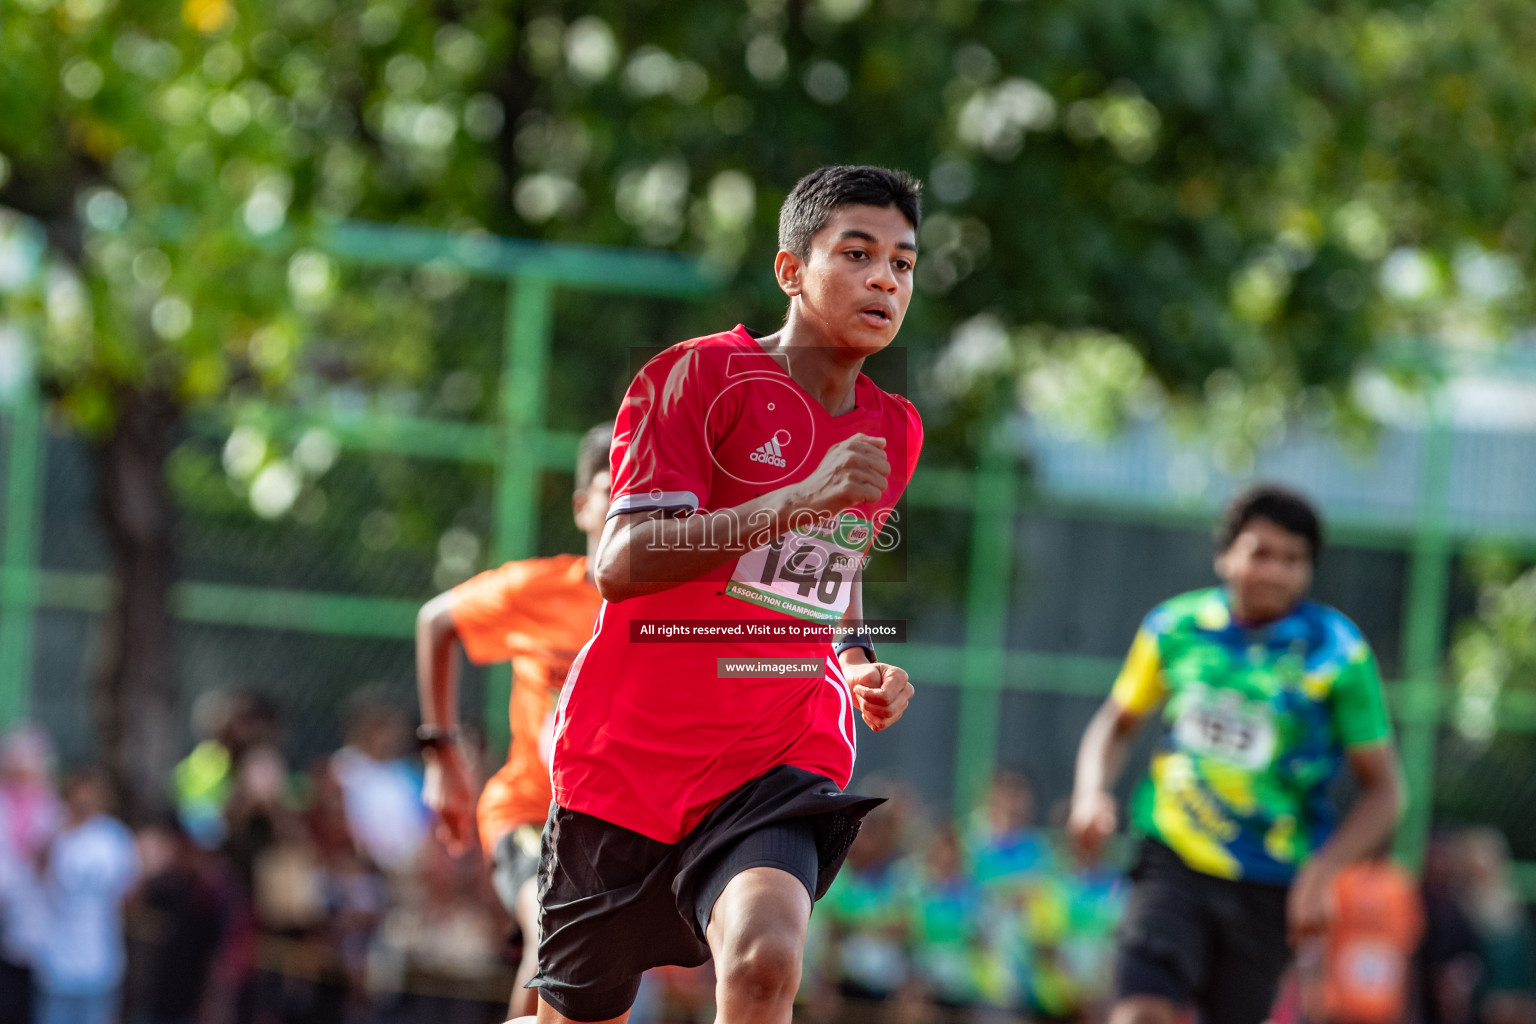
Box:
[1112,587,1392,884]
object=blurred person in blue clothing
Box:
[970,771,1053,885]
[330,694,429,875]
[907,825,984,1008]
[1016,826,1127,1021]
[815,791,914,1003]
[1059,835,1125,1011]
[968,772,1053,1012]
[34,768,139,1024]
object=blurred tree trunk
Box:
[91,386,180,822]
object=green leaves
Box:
[2,0,1532,453]
[1454,559,1536,743]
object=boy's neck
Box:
[1226,589,1302,629]
[760,309,872,416]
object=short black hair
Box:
[1216,484,1323,562]
[778,165,922,259]
[575,422,613,491]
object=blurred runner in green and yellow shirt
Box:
[1069,484,1402,1024]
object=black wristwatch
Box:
[834,631,877,664]
[416,724,461,753]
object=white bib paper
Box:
[1173,691,1278,769]
[725,514,872,624]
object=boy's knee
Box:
[719,930,803,1004]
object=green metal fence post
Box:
[0,373,44,726]
[953,425,1017,813]
[1394,391,1453,872]
[494,275,555,564]
[484,275,556,756]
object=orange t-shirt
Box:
[449,554,602,852]
[1322,861,1424,1024]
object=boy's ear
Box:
[775,249,804,297]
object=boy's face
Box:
[988,778,1033,834]
[777,203,917,352]
[1215,517,1313,622]
[65,775,107,820]
[573,470,612,543]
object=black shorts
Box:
[1114,838,1291,1024]
[529,765,883,1022]
[490,824,544,919]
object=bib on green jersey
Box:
[1111,587,1392,884]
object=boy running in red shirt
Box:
[519,165,926,1024]
[417,423,611,1016]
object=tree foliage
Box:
[1454,556,1536,743]
[4,0,1533,430]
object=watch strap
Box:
[834,631,877,664]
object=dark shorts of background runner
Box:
[1114,838,1292,1024]
[490,824,543,921]
[529,765,884,1022]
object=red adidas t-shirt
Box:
[552,326,923,843]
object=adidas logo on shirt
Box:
[749,437,787,468]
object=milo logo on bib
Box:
[726,513,872,623]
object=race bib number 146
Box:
[725,514,872,624]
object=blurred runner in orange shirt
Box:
[415,422,609,1017]
[1306,854,1423,1024]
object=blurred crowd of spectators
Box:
[0,691,514,1024]
[0,693,1535,1024]
[799,772,1124,1023]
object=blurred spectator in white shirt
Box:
[34,768,139,1024]
[330,697,428,874]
